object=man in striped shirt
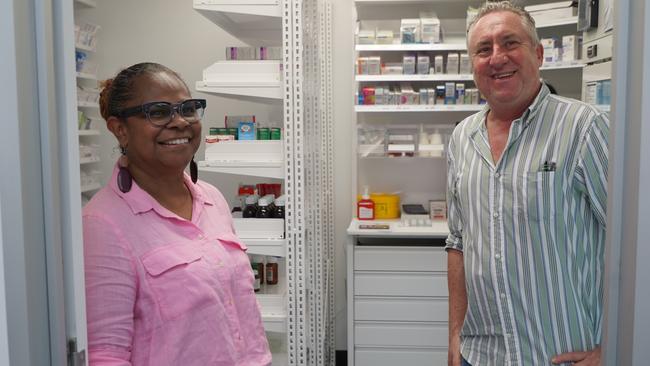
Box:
[446,2,609,366]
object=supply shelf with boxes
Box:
[192,1,289,355]
[527,1,585,100]
[348,2,473,365]
[74,0,102,205]
[347,1,594,365]
[192,1,336,365]
[580,0,613,113]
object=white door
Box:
[1,0,88,364]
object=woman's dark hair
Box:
[98,62,189,121]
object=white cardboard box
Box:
[562,35,581,62]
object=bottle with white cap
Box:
[255,196,272,218]
[243,194,259,218]
[273,195,286,219]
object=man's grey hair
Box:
[467,1,540,47]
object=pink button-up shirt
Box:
[83,165,271,365]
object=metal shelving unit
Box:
[193,1,335,365]
[74,2,102,204]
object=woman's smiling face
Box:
[117,72,202,177]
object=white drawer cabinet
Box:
[355,322,448,347]
[354,246,447,272]
[354,272,447,297]
[355,348,447,366]
[348,244,449,366]
[355,297,448,322]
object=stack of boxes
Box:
[541,35,582,65]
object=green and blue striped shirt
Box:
[446,84,609,365]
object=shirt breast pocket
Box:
[141,243,229,321]
[517,171,557,222]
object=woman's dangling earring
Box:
[190,156,198,184]
[117,146,133,193]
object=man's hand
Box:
[551,346,601,365]
[448,335,462,366]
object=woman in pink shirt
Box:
[83,62,272,365]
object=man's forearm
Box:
[448,249,467,339]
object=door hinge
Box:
[67,338,86,366]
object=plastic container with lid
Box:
[357,192,400,219]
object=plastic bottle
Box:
[242,194,259,218]
[429,129,443,158]
[266,257,279,285]
[357,186,375,220]
[262,194,276,217]
[256,197,272,218]
[418,124,430,157]
[273,195,286,219]
[251,264,261,292]
[251,255,265,285]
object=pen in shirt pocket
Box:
[541,161,556,172]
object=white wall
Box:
[0,201,10,366]
[331,0,355,350]
[84,0,283,190]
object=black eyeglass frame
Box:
[116,98,207,127]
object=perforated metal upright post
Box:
[284,0,334,364]
[321,3,335,364]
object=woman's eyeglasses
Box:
[116,99,207,127]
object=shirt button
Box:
[197,234,204,240]
[493,213,499,218]
[495,253,501,260]
[500,293,506,299]
[495,172,501,178]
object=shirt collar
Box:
[467,82,551,136]
[109,162,214,216]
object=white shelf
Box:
[196,60,282,100]
[77,101,99,108]
[196,83,282,100]
[77,129,100,136]
[541,63,584,70]
[356,74,474,82]
[356,43,467,52]
[75,43,95,52]
[347,218,449,238]
[74,0,97,8]
[80,182,101,193]
[535,16,578,29]
[201,140,284,178]
[79,156,100,165]
[241,238,286,257]
[193,0,282,44]
[198,161,284,179]
[257,293,286,333]
[356,0,466,3]
[355,104,483,113]
[76,72,97,80]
